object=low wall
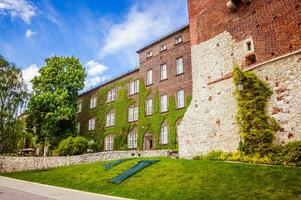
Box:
[0,150,172,173]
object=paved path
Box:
[0,176,130,200]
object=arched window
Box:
[128,131,138,149]
[160,122,168,145]
[104,135,114,151]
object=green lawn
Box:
[2,157,301,200]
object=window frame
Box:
[146,51,153,58]
[175,35,183,45]
[160,44,167,52]
[106,111,115,127]
[176,57,184,75]
[160,64,168,81]
[160,94,168,113]
[88,118,95,131]
[146,69,153,86]
[107,88,116,103]
[128,106,138,122]
[177,89,185,109]
[129,79,139,95]
[146,98,153,116]
[161,124,169,145]
[104,135,114,151]
[128,132,138,149]
[90,96,97,109]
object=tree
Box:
[0,55,29,154]
[26,56,86,153]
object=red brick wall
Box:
[138,27,192,98]
[188,0,301,64]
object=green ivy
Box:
[77,79,191,151]
[233,66,280,155]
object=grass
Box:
[1,157,301,200]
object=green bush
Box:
[269,141,301,166]
[193,151,223,161]
[88,140,100,152]
[56,136,88,156]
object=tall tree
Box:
[26,56,86,152]
[0,55,28,153]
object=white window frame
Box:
[146,69,153,85]
[90,96,97,109]
[160,64,167,81]
[106,112,115,127]
[129,79,139,95]
[161,124,168,145]
[175,35,183,45]
[146,98,153,116]
[77,102,82,113]
[88,118,95,131]
[177,89,185,109]
[160,44,167,52]
[128,132,138,149]
[176,57,184,75]
[105,135,114,151]
[160,94,168,113]
[128,106,138,122]
[146,51,153,58]
[107,88,116,103]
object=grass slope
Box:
[2,157,301,200]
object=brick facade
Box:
[188,0,301,66]
[76,26,192,150]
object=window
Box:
[177,89,185,108]
[88,118,95,131]
[160,94,168,112]
[128,132,138,149]
[176,57,184,75]
[160,44,167,52]
[160,64,167,81]
[105,135,114,151]
[77,123,80,133]
[106,112,115,127]
[245,38,254,53]
[77,102,82,113]
[146,98,153,115]
[175,35,183,45]
[161,124,168,145]
[128,106,138,122]
[107,88,116,103]
[129,79,139,95]
[146,51,153,58]
[90,96,97,109]
[146,70,153,85]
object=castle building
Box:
[178,0,301,158]
[77,0,301,156]
[76,25,192,151]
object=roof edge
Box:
[136,24,189,53]
[78,67,139,97]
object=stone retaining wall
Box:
[0,150,172,173]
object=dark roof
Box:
[78,67,139,97]
[136,24,189,53]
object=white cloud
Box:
[21,64,39,92]
[84,60,109,90]
[0,0,36,24]
[25,29,36,38]
[85,60,107,76]
[99,0,187,57]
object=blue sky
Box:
[0,0,188,91]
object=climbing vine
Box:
[233,66,280,155]
[77,79,191,151]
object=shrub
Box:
[56,136,88,156]
[220,152,272,164]
[72,137,89,155]
[88,140,100,152]
[193,151,223,161]
[269,141,301,166]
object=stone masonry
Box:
[178,31,301,158]
[0,150,171,173]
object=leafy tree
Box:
[26,56,86,152]
[0,55,28,153]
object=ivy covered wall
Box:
[76,79,191,151]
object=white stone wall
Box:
[179,31,301,158]
[0,150,171,172]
